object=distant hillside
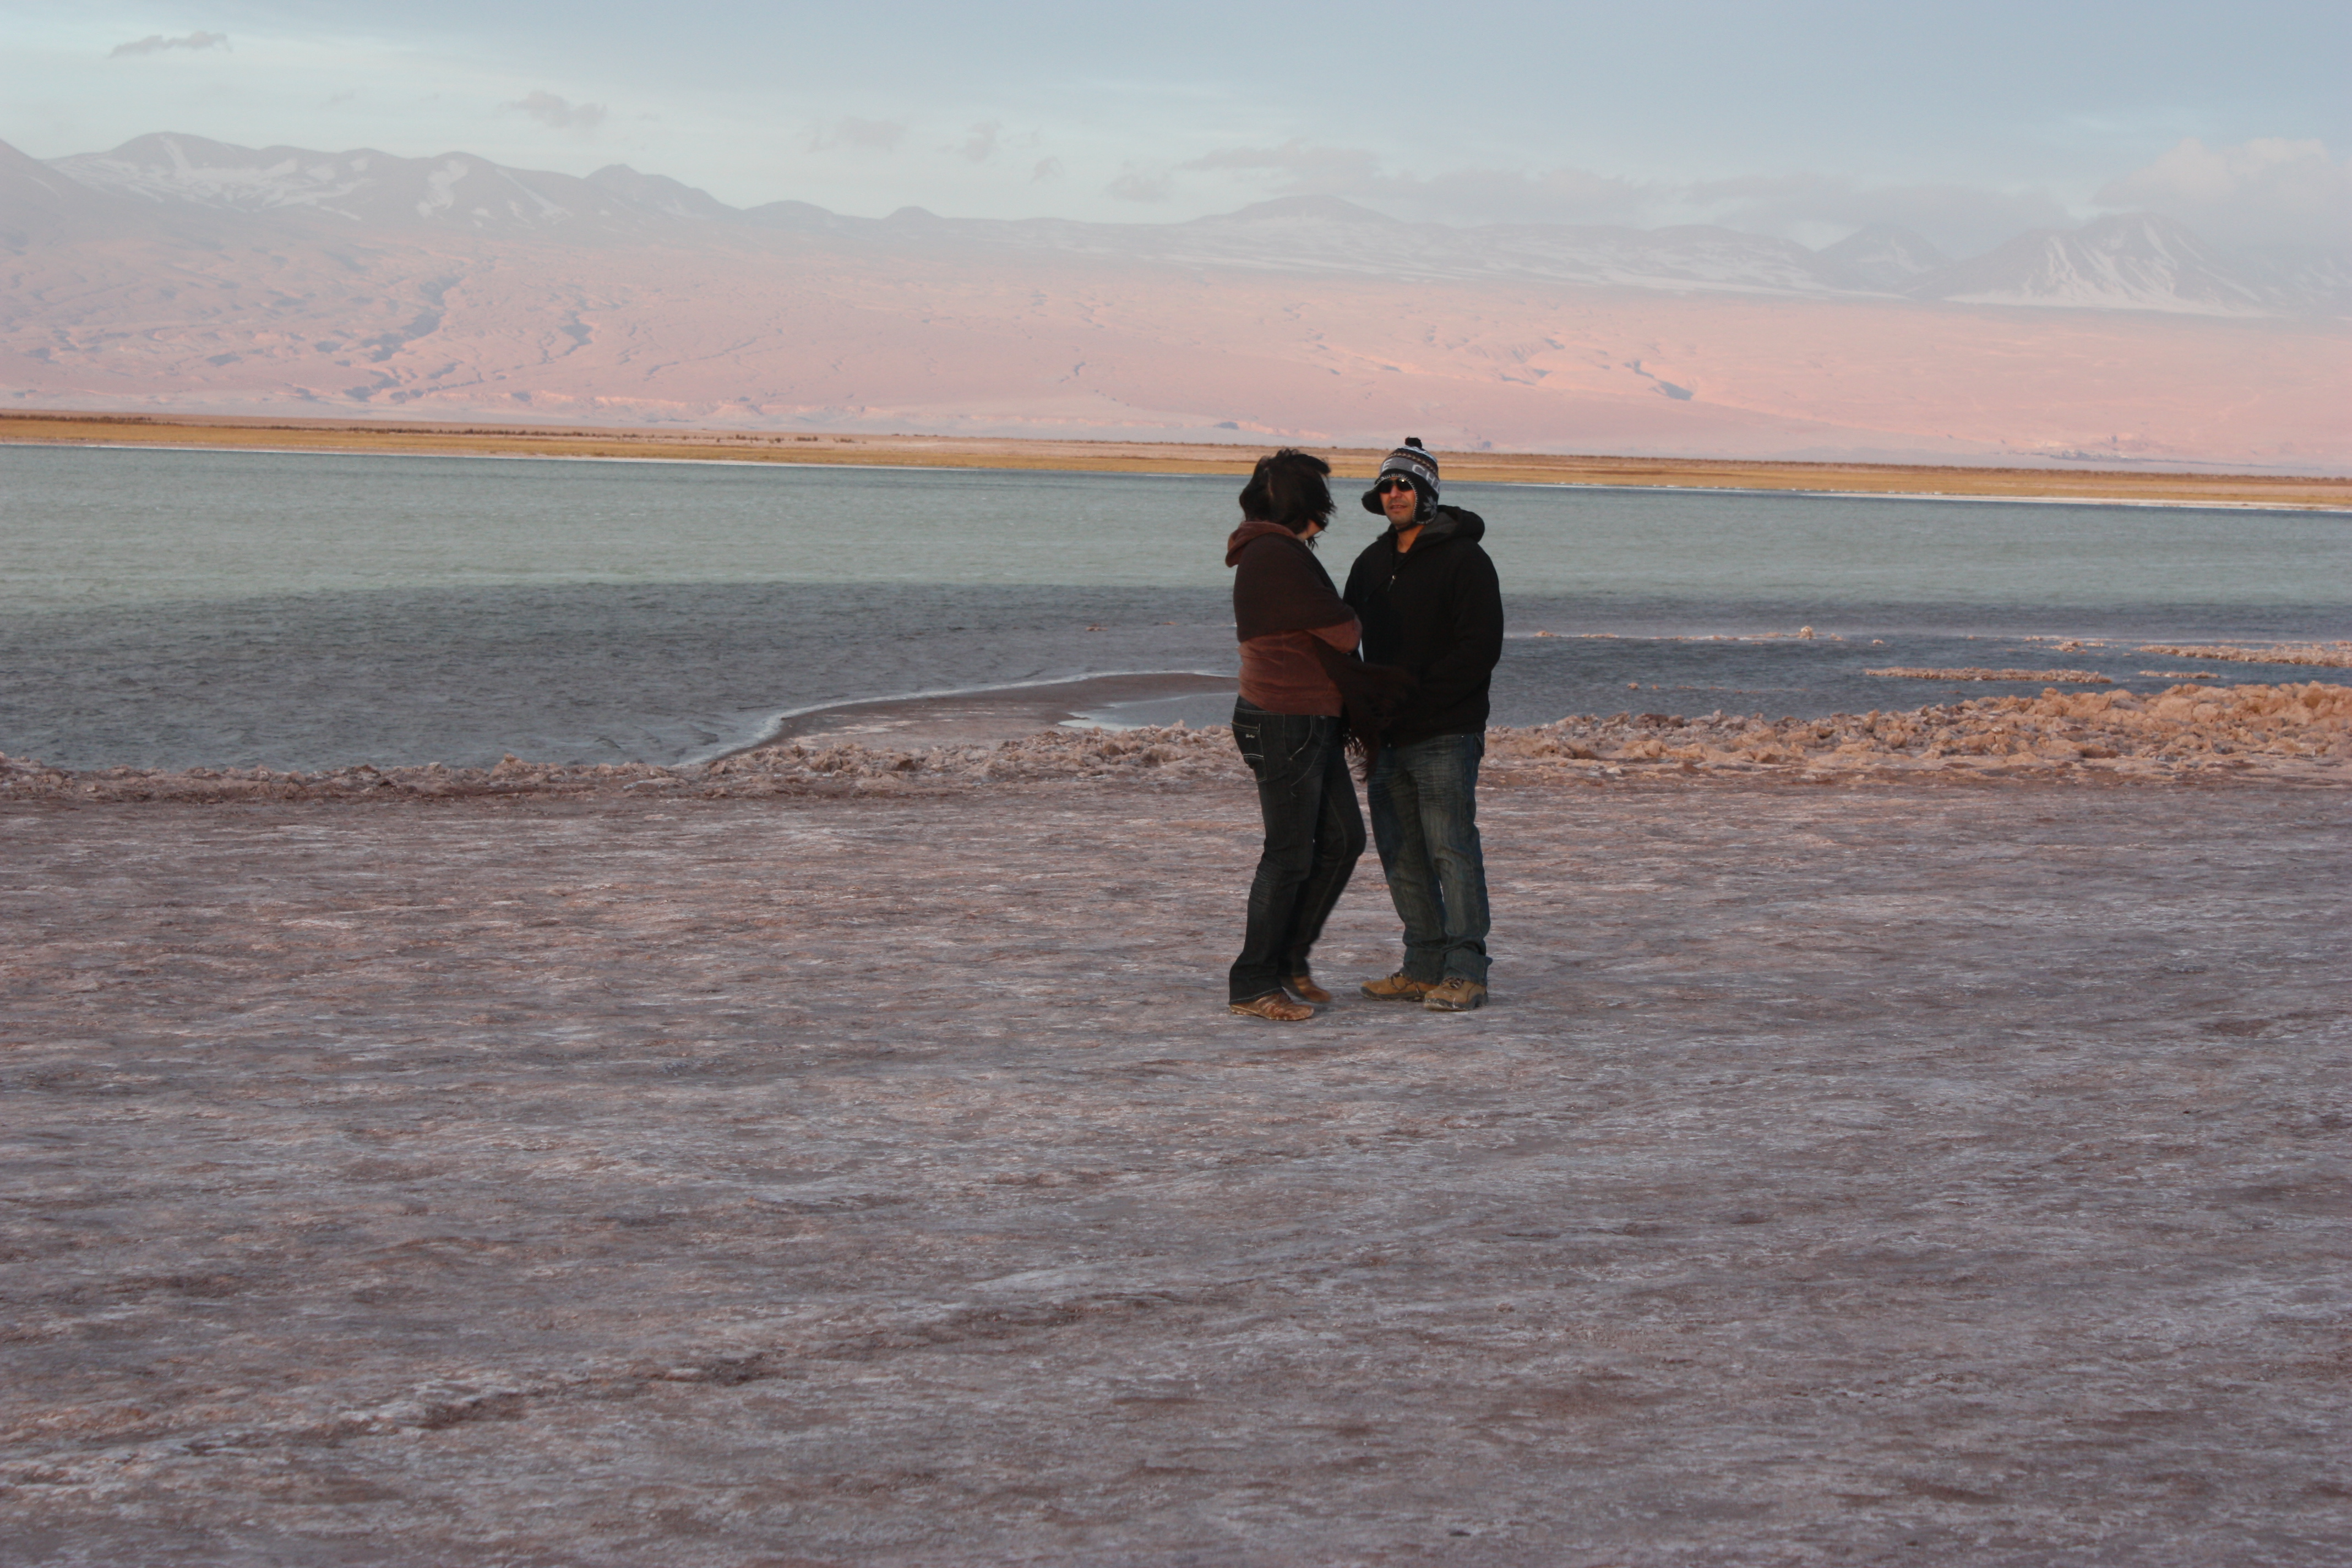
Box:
[40,132,2348,317]
[5,133,2347,468]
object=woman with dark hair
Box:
[1223,448,1368,1021]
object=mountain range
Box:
[4,133,2347,466]
[26,132,2347,317]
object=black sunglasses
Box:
[1375,477,1418,494]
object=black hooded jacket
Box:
[1341,505,1503,745]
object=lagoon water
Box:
[4,444,2345,770]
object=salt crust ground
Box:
[3,759,2348,1567]
[3,683,2346,804]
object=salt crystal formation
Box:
[1,683,2343,803]
[1499,682,2349,775]
[2136,641,2352,668]
[1863,667,2113,683]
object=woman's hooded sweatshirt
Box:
[1226,520,1358,716]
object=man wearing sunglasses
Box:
[1341,438,1504,1012]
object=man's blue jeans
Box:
[1368,731,1490,984]
[1229,700,1365,1003]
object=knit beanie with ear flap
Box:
[1359,436,1440,521]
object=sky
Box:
[4,0,2348,257]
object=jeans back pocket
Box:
[1231,705,1265,773]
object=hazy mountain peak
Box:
[41,133,719,236]
[0,134,80,197]
[1195,194,1400,226]
[1922,210,2274,315]
[1815,225,1949,291]
[0,134,151,246]
[584,164,738,221]
[738,198,840,231]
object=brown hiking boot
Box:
[1284,973,1332,1005]
[1423,976,1488,1012]
[1230,990,1316,1022]
[1360,971,1433,1002]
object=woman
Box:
[1224,449,1368,1021]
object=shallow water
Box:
[3,445,2345,768]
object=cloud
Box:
[507,91,606,132]
[2097,138,2352,250]
[1031,157,1064,183]
[1106,165,1172,203]
[809,117,907,154]
[1179,139,1645,226]
[958,122,1001,164]
[108,31,227,57]
[1186,140,1383,190]
[1679,174,2075,258]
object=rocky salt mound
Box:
[1492,681,2351,780]
[2,684,2344,804]
[2137,640,2352,669]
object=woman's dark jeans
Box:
[1229,699,1366,1003]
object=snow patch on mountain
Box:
[1922,214,2275,316]
[46,133,730,236]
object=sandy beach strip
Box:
[4,761,2348,1565]
[7,409,2350,510]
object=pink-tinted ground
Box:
[9,231,2349,467]
[3,770,2347,1566]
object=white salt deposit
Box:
[3,683,2342,802]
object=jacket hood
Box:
[1393,504,1484,549]
[1225,518,1310,567]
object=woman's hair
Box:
[1238,448,1334,534]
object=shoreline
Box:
[8,410,2351,511]
[7,681,2344,802]
[712,672,1238,760]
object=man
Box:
[1341,438,1503,1012]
